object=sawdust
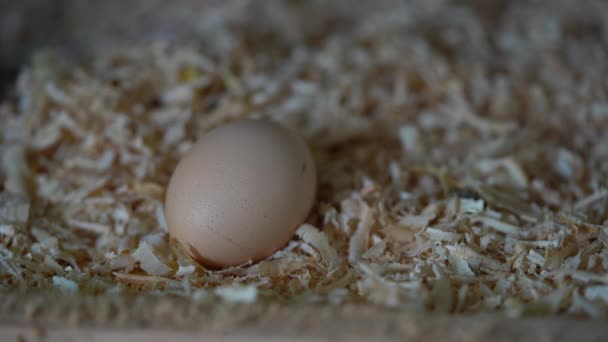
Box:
[2,0,608,324]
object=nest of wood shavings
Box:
[2,0,608,323]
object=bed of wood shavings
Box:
[1,0,608,325]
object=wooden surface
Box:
[2,303,607,342]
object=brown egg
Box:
[165,119,316,269]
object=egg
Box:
[165,119,317,268]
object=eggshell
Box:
[165,119,316,268]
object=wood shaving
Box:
[132,241,172,276]
[2,0,608,326]
[214,285,258,304]
[295,224,340,275]
[52,276,78,293]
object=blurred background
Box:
[2,0,606,96]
